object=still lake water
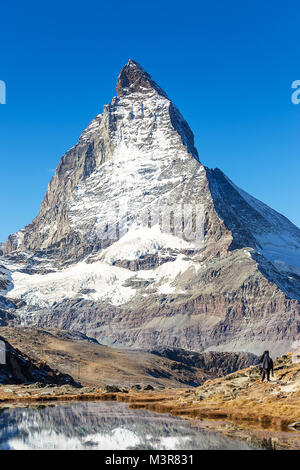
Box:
[0,401,260,450]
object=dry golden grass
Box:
[114,354,300,430]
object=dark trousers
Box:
[261,368,271,382]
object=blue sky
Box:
[0,0,300,241]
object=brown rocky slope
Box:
[0,327,258,388]
[0,335,78,386]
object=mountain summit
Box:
[1,61,300,355]
[116,59,168,98]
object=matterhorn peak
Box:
[116,59,168,98]
[2,60,300,357]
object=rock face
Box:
[1,59,300,355]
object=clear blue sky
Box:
[0,0,300,241]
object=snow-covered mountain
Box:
[1,59,300,355]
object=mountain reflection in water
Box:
[0,401,259,450]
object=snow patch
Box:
[101,225,195,264]
[9,261,136,307]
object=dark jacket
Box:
[260,352,273,371]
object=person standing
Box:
[260,350,274,382]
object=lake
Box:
[0,401,263,450]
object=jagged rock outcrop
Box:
[1,60,300,355]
